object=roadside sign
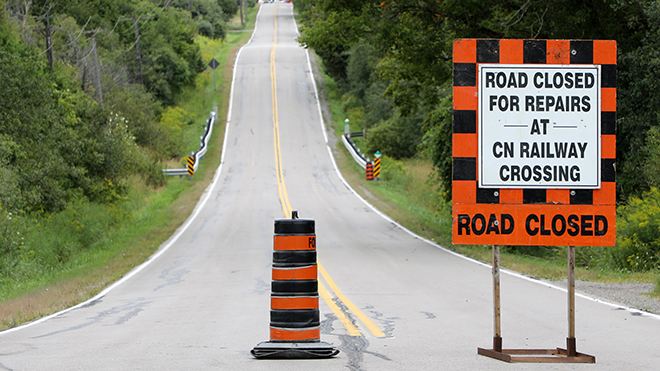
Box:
[452,39,616,246]
[208,58,220,70]
[187,155,195,176]
[209,58,220,90]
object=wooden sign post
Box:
[452,39,617,363]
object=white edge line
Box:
[0,6,263,336]
[300,21,660,323]
[296,11,327,145]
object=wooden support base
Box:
[477,346,595,363]
[480,246,595,364]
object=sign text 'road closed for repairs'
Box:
[479,65,601,189]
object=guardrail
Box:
[162,168,190,176]
[341,133,368,170]
[162,104,217,178]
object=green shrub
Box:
[366,114,423,159]
[608,188,660,271]
[160,106,197,157]
[641,126,660,189]
[502,245,561,260]
[0,210,27,277]
[0,198,134,281]
[379,155,408,185]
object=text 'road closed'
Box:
[456,213,609,237]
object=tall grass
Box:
[1,198,132,299]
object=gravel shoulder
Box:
[542,279,660,315]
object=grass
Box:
[0,6,258,330]
[0,179,198,326]
[652,276,660,299]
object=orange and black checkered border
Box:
[452,39,616,246]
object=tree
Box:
[139,8,205,105]
[170,0,228,39]
[216,0,238,20]
[30,0,136,29]
[366,112,425,159]
[296,0,658,202]
[0,12,136,212]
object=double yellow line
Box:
[269,5,384,338]
[270,11,292,219]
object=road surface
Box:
[1,3,659,370]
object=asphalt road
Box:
[1,4,659,370]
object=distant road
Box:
[1,4,659,370]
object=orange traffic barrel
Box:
[252,211,338,359]
[366,162,374,180]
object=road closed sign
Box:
[452,39,616,246]
[479,65,601,189]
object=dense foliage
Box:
[295,0,660,203]
[0,0,240,214]
[0,9,134,213]
[610,188,660,271]
[296,0,660,271]
[0,0,244,282]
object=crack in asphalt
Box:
[32,299,151,339]
[366,306,396,338]
[251,277,269,295]
[328,301,393,370]
[154,260,190,292]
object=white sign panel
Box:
[479,64,601,189]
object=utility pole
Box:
[188,0,193,25]
[118,16,152,85]
[45,8,53,69]
[83,26,104,108]
[42,8,62,70]
[239,0,244,27]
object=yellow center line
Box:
[269,5,384,338]
[318,281,361,336]
[270,5,292,218]
[318,262,386,337]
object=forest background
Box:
[1,0,660,328]
[0,0,256,327]
[294,0,660,277]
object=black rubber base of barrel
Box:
[251,341,339,359]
